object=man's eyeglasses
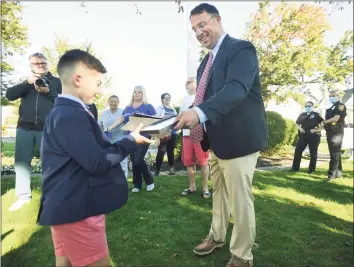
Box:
[305,106,313,108]
[31,62,47,66]
[192,15,216,33]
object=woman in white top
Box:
[98,95,128,178]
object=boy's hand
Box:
[130,123,155,144]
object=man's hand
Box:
[35,86,50,94]
[299,128,305,134]
[174,109,200,130]
[27,76,39,85]
[310,129,317,134]
[130,123,155,144]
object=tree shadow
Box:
[2,174,353,267]
[252,194,353,267]
[254,169,353,205]
[1,229,14,241]
[1,177,15,196]
[2,226,54,267]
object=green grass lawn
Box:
[318,138,330,154]
[2,161,353,267]
[2,141,15,158]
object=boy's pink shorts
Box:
[50,214,108,267]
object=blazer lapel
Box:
[205,34,230,86]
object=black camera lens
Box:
[35,78,48,87]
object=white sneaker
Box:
[146,183,155,192]
[8,199,31,212]
[132,188,140,193]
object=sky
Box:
[6,1,354,108]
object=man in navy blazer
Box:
[175,3,267,267]
[37,49,153,267]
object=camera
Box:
[35,77,50,87]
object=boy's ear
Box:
[72,74,81,87]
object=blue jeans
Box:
[14,127,42,200]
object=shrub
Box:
[263,111,297,155]
[174,133,183,159]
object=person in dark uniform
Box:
[321,90,347,182]
[291,101,324,173]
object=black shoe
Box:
[308,170,315,174]
[290,169,299,172]
[154,170,160,176]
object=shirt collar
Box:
[211,32,227,58]
[59,94,87,109]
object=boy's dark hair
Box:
[57,49,107,78]
[190,3,219,18]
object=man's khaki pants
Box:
[209,151,260,261]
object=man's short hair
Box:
[57,49,107,80]
[29,52,46,60]
[305,101,314,106]
[190,3,220,18]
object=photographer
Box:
[6,52,62,211]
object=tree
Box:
[41,36,113,110]
[243,2,353,104]
[1,1,29,105]
[79,1,184,15]
[316,1,353,12]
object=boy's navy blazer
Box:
[37,97,137,226]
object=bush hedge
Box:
[264,111,298,154]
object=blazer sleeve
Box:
[197,42,259,124]
[55,113,137,175]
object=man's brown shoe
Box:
[193,234,225,256]
[226,254,253,267]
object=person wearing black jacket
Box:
[291,101,324,174]
[5,52,62,211]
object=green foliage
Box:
[42,36,98,76]
[264,111,297,154]
[290,92,306,106]
[174,133,183,160]
[244,2,353,104]
[1,1,29,106]
[41,36,113,109]
[199,47,208,63]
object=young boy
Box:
[37,49,153,267]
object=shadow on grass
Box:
[253,194,353,267]
[254,168,353,205]
[1,229,14,241]
[1,174,353,267]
